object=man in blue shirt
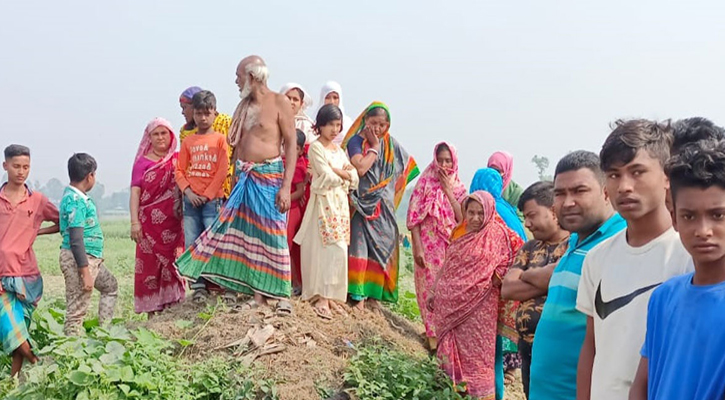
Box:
[527,151,626,400]
[630,141,725,399]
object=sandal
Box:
[192,288,210,304]
[276,300,293,317]
[231,299,259,313]
[222,292,238,305]
[314,306,332,320]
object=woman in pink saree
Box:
[130,117,186,316]
[431,191,523,399]
[406,142,465,350]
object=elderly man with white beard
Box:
[175,55,297,315]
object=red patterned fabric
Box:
[133,119,186,313]
[434,191,523,399]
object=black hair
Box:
[296,129,306,147]
[554,150,603,180]
[666,140,725,205]
[290,87,304,101]
[365,106,390,121]
[436,143,451,156]
[68,153,97,183]
[671,117,725,155]
[315,104,343,131]
[518,181,555,212]
[600,119,673,171]
[4,144,30,160]
[191,90,217,111]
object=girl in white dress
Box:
[294,104,359,319]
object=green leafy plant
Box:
[344,341,472,400]
[386,291,421,322]
[0,308,278,400]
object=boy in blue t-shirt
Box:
[59,153,118,336]
[630,141,725,399]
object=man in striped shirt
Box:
[527,151,626,400]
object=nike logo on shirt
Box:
[594,282,661,320]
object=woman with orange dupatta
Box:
[429,191,523,399]
[130,118,186,317]
[342,102,419,311]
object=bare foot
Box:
[330,302,348,316]
[254,292,270,307]
[354,299,366,311]
[366,299,381,312]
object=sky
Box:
[2,1,725,193]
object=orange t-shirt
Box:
[0,185,59,277]
[175,132,230,200]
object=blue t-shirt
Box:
[346,135,364,158]
[529,213,626,400]
[641,272,725,400]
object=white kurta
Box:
[294,141,358,302]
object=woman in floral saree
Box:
[431,191,523,399]
[406,142,466,350]
[130,117,186,316]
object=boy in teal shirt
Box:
[59,153,117,336]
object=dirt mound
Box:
[141,297,427,400]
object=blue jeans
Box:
[183,197,221,248]
[183,197,221,291]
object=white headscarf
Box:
[280,83,313,112]
[280,83,316,143]
[318,81,353,145]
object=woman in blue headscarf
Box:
[469,167,526,400]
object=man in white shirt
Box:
[575,119,692,400]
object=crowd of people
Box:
[2,54,725,400]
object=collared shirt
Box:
[59,186,104,258]
[528,213,626,400]
[0,183,59,276]
[512,236,570,344]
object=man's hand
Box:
[276,187,291,213]
[184,189,206,207]
[79,267,94,292]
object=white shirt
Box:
[576,227,693,400]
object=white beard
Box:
[239,78,252,100]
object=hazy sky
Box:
[3,1,725,193]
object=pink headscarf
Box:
[406,142,467,235]
[487,151,514,190]
[134,117,177,167]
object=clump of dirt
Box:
[141,297,427,400]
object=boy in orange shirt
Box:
[175,90,230,302]
[0,145,59,375]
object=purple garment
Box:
[180,86,202,101]
[131,157,158,187]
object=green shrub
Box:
[344,341,471,400]
[0,308,278,400]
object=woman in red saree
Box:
[130,117,186,316]
[431,191,523,399]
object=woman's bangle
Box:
[131,222,140,226]
[366,148,379,156]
